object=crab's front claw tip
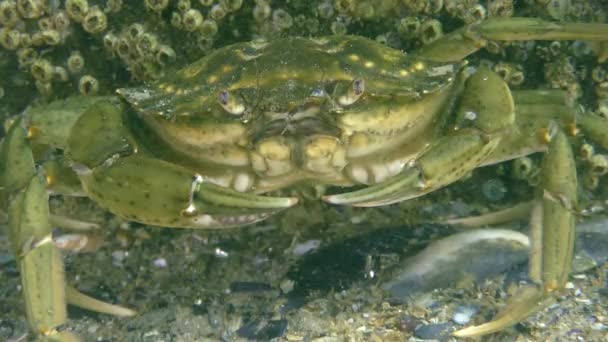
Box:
[322,172,419,207]
[452,285,549,338]
[198,182,299,209]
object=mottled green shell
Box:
[118,35,459,121]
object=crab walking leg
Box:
[439,201,533,228]
[23,96,117,150]
[2,119,136,340]
[453,128,577,338]
[419,17,608,62]
[1,120,72,341]
[325,66,514,206]
[578,113,608,150]
[65,286,136,317]
[9,176,83,342]
[483,101,576,164]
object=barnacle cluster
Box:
[0,0,604,108]
[0,0,246,109]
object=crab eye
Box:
[353,79,364,96]
[217,90,245,115]
[337,78,365,106]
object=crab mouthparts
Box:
[250,106,341,143]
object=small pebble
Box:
[397,315,421,332]
[214,247,229,258]
[237,319,288,340]
[452,305,478,325]
[112,250,128,266]
[152,257,168,268]
[414,322,454,340]
[292,239,321,256]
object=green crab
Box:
[2,17,608,340]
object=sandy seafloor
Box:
[2,184,608,342]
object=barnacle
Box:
[488,0,514,17]
[334,0,355,14]
[82,6,108,34]
[317,2,334,19]
[156,44,176,65]
[253,0,271,23]
[199,19,218,38]
[16,47,37,67]
[16,0,45,19]
[106,0,122,13]
[170,12,182,28]
[65,0,90,23]
[0,1,19,28]
[78,74,99,95]
[582,170,599,190]
[209,4,226,20]
[272,9,293,30]
[67,51,85,74]
[580,143,594,161]
[545,0,569,20]
[176,0,191,13]
[135,32,159,56]
[220,0,243,11]
[103,32,118,53]
[464,4,486,23]
[589,154,608,176]
[592,66,606,83]
[493,62,525,86]
[35,79,52,96]
[30,58,54,83]
[39,29,61,46]
[145,0,169,13]
[37,16,53,31]
[512,156,534,180]
[53,66,69,82]
[420,19,443,44]
[397,16,420,39]
[127,23,145,41]
[183,8,204,32]
[115,36,131,60]
[0,27,21,50]
[53,11,71,32]
[331,20,347,35]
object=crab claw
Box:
[325,66,514,207]
[76,155,298,229]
